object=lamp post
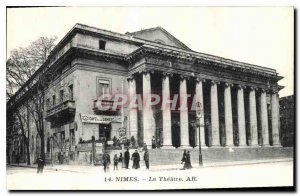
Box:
[196,102,203,167]
[50,136,53,166]
[197,118,203,167]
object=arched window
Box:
[36,134,40,155]
[46,132,50,153]
[31,135,34,152]
[47,137,50,153]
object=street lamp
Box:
[196,117,203,167]
[196,102,203,167]
[50,136,53,166]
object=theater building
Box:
[7,24,285,165]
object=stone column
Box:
[161,72,172,147]
[143,71,154,146]
[128,76,138,140]
[249,87,258,146]
[195,78,206,147]
[179,76,190,147]
[271,90,280,146]
[260,89,270,146]
[224,83,234,146]
[237,85,247,146]
[210,80,220,146]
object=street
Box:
[6,160,293,190]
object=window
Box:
[70,129,75,145]
[98,79,110,98]
[46,98,50,109]
[52,95,56,106]
[47,137,50,153]
[68,84,73,100]
[99,40,106,50]
[36,134,40,154]
[59,90,64,103]
[61,131,65,148]
[31,135,34,151]
[53,133,57,148]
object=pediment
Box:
[126,27,191,50]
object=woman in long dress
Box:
[184,151,192,169]
[181,150,187,169]
[131,150,140,169]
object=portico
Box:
[126,50,283,148]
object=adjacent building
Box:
[279,95,294,147]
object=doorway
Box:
[99,124,111,141]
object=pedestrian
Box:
[143,143,147,151]
[181,150,187,169]
[118,152,123,163]
[113,154,119,170]
[144,149,149,169]
[184,151,192,169]
[102,151,111,173]
[37,155,44,174]
[152,136,156,149]
[156,138,161,149]
[124,149,130,169]
[131,150,140,169]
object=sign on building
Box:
[80,114,122,124]
[76,143,93,152]
[196,102,203,119]
[119,128,127,143]
[196,102,204,127]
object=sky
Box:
[6,7,294,97]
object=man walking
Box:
[124,149,130,169]
[144,149,149,169]
[37,155,45,174]
[102,151,111,173]
[113,154,119,171]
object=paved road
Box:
[7,161,293,190]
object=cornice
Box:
[126,46,281,82]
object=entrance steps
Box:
[147,146,293,166]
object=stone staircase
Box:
[147,146,294,166]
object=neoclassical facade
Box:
[7,24,283,164]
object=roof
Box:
[73,24,278,74]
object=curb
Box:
[8,158,293,173]
[8,164,84,173]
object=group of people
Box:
[103,147,193,172]
[102,148,150,173]
[151,136,161,149]
[35,148,192,174]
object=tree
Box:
[6,36,57,100]
[7,36,57,162]
[15,106,31,165]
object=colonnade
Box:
[127,71,281,148]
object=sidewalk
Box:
[8,157,293,173]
